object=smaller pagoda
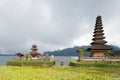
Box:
[30,44,40,58]
[88,16,112,57]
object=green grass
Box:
[0,66,120,80]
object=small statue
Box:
[60,58,63,66]
[50,55,54,61]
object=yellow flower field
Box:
[0,66,120,80]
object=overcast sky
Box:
[0,0,120,54]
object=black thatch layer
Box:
[88,16,112,50]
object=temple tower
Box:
[30,44,39,57]
[88,16,112,57]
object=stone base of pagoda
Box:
[91,50,105,57]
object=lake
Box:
[0,56,78,66]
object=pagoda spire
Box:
[88,16,112,57]
[91,16,107,45]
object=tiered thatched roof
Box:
[88,16,112,50]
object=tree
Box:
[76,48,85,61]
[25,53,30,60]
[104,50,110,57]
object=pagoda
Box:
[30,44,40,57]
[88,16,112,57]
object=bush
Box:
[70,60,120,68]
[7,60,55,67]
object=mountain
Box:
[0,53,15,56]
[110,45,120,56]
[0,52,15,56]
[43,45,90,56]
[43,45,120,56]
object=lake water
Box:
[0,56,78,66]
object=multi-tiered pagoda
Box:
[88,16,112,57]
[30,44,40,57]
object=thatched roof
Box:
[91,40,107,45]
[87,45,112,51]
[15,53,24,57]
[87,16,112,51]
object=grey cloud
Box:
[0,0,120,53]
